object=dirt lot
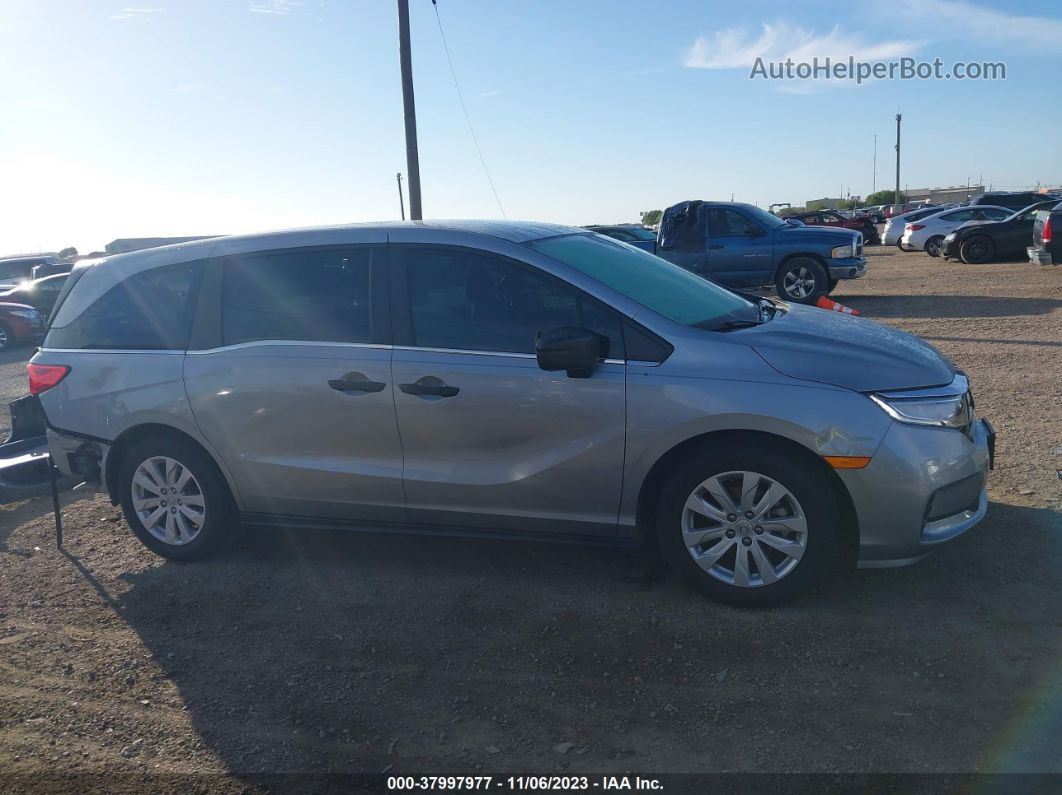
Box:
[1,245,1060,790]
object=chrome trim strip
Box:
[186,340,393,354]
[393,346,537,360]
[38,348,185,355]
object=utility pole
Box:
[397,0,422,220]
[894,113,901,206]
[872,134,877,196]
[396,172,406,220]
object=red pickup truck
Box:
[787,209,880,245]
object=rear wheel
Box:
[655,443,840,607]
[826,277,839,293]
[960,235,995,264]
[775,257,827,304]
[924,236,945,258]
[118,435,238,561]
[0,322,10,352]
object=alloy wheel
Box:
[0,326,8,351]
[131,456,207,545]
[782,267,816,299]
[681,470,808,587]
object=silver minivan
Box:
[30,221,994,606]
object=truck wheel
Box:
[924,236,945,257]
[775,258,827,303]
[118,435,239,561]
[0,322,10,352]
[655,442,840,607]
[960,235,995,264]
[827,278,839,293]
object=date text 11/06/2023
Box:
[387,776,664,791]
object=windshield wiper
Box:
[708,318,764,332]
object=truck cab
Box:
[656,201,867,303]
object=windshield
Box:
[739,205,787,230]
[627,226,657,241]
[528,233,757,328]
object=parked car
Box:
[900,205,1011,256]
[0,272,70,321]
[941,200,1061,264]
[584,225,657,253]
[1028,201,1062,265]
[0,255,59,289]
[657,201,867,302]
[970,191,1050,211]
[0,302,45,351]
[785,209,880,245]
[866,206,886,223]
[882,205,957,247]
[31,221,993,606]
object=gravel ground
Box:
[1,245,1060,790]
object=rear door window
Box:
[221,247,375,345]
[45,261,202,350]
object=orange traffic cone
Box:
[815,295,860,315]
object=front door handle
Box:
[329,373,386,394]
[708,244,724,250]
[399,376,459,398]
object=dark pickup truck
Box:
[657,201,867,303]
[1029,201,1062,265]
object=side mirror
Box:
[535,327,602,379]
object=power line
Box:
[431,0,507,218]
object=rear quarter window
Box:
[45,261,202,350]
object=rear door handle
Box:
[329,374,386,394]
[399,377,459,398]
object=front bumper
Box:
[941,234,960,259]
[839,417,993,567]
[828,256,867,281]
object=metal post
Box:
[396,172,406,220]
[397,0,423,220]
[50,460,62,548]
[872,134,877,196]
[894,113,901,207]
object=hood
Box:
[777,224,858,244]
[742,304,955,392]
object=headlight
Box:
[870,392,971,428]
[8,308,39,319]
[831,244,853,259]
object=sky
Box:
[1,0,1061,255]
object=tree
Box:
[57,247,78,260]
[864,190,908,206]
[640,209,662,226]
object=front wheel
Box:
[960,235,995,264]
[118,435,239,561]
[0,322,10,352]
[924,236,945,258]
[775,258,827,304]
[655,443,840,607]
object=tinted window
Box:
[707,209,752,237]
[404,247,623,358]
[602,228,638,242]
[222,248,374,345]
[45,261,201,350]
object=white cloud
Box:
[475,90,502,100]
[896,0,1062,53]
[249,0,304,14]
[109,7,165,20]
[685,21,920,69]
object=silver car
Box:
[30,221,994,606]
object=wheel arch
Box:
[104,422,241,508]
[774,251,828,282]
[635,429,860,567]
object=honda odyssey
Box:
[30,221,994,606]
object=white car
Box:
[900,205,1011,257]
[882,205,957,246]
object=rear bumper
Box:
[828,257,867,280]
[840,417,993,568]
[1028,246,1053,265]
[0,396,72,504]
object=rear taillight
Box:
[27,363,70,395]
[908,224,925,232]
[1044,218,1053,244]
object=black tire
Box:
[827,277,839,293]
[0,321,11,352]
[924,236,945,258]
[655,441,840,607]
[774,257,828,304]
[959,235,995,264]
[118,434,239,561]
